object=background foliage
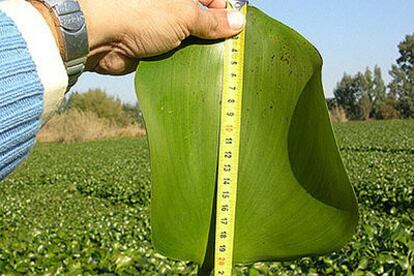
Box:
[1,120,413,275]
[328,33,414,121]
[64,89,143,127]
[37,90,145,144]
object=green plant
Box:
[0,121,413,274]
[135,6,358,272]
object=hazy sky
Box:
[73,1,414,103]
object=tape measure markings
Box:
[214,3,247,276]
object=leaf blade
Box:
[135,6,358,265]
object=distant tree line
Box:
[60,89,144,127]
[328,33,414,120]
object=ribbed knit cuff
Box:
[0,0,68,123]
[0,10,43,179]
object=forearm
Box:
[28,0,245,75]
[28,0,120,71]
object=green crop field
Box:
[0,120,413,275]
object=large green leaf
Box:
[135,5,358,268]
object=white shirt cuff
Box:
[0,0,68,123]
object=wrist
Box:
[77,0,102,49]
[27,0,90,89]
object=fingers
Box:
[189,7,245,39]
[197,0,226,9]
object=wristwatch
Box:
[36,0,89,91]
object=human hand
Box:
[78,0,246,75]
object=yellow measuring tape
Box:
[214,2,247,275]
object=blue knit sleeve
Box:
[0,11,44,180]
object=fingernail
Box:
[227,11,245,30]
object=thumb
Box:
[190,8,245,39]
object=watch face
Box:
[45,0,89,87]
[54,0,80,15]
[53,0,84,32]
[60,13,85,32]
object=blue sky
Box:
[73,1,414,103]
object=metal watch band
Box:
[38,0,89,91]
